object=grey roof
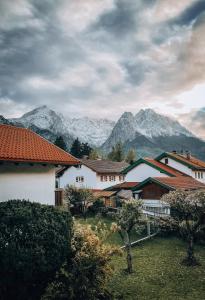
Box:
[81,159,129,174]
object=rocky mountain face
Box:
[135,109,193,138]
[64,116,115,146]
[0,115,13,125]
[101,109,205,159]
[1,106,205,159]
[8,105,114,149]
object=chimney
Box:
[186,150,191,160]
[172,150,177,154]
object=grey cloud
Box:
[0,0,205,120]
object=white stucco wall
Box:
[0,163,56,205]
[125,163,169,182]
[95,174,123,189]
[191,170,205,183]
[160,157,205,183]
[58,165,124,189]
[59,165,97,189]
[160,157,192,176]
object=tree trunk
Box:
[187,235,195,264]
[82,202,87,220]
[125,232,133,273]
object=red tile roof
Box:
[145,158,186,176]
[107,181,139,191]
[153,176,205,190]
[110,181,139,189]
[0,125,80,165]
[92,190,117,198]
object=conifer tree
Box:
[126,148,136,164]
[89,149,100,160]
[108,142,124,162]
[70,138,82,158]
[54,136,67,151]
[81,142,93,158]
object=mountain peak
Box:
[136,108,158,117]
[135,109,193,138]
[120,111,134,119]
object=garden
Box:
[0,187,205,300]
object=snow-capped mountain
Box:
[0,115,12,125]
[10,105,115,147]
[11,105,68,135]
[102,109,194,151]
[101,109,205,159]
[135,109,193,138]
[101,112,137,151]
[64,116,115,146]
[3,105,205,159]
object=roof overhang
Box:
[132,177,174,192]
[121,157,176,176]
[155,152,205,171]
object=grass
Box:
[77,215,205,300]
[76,214,145,245]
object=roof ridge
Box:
[0,125,79,165]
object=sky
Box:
[0,0,205,136]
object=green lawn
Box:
[77,215,205,300]
[76,214,146,245]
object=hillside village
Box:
[1,123,205,215]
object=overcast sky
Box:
[0,0,205,126]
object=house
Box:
[57,159,129,190]
[132,176,205,216]
[92,190,118,208]
[122,157,186,182]
[156,151,205,183]
[0,125,79,205]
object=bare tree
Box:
[115,200,143,273]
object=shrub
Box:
[42,223,118,300]
[0,200,72,300]
[90,198,105,213]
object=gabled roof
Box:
[105,182,139,191]
[133,176,205,192]
[121,157,186,177]
[92,190,117,198]
[81,159,129,174]
[0,125,80,165]
[155,152,205,171]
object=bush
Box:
[90,198,105,213]
[42,223,117,300]
[0,200,72,300]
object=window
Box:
[195,172,197,178]
[100,175,108,182]
[198,172,200,179]
[119,175,125,181]
[109,176,115,181]
[77,164,82,169]
[76,176,84,183]
[165,158,168,164]
[202,172,204,179]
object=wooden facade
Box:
[55,188,64,206]
[140,182,169,200]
